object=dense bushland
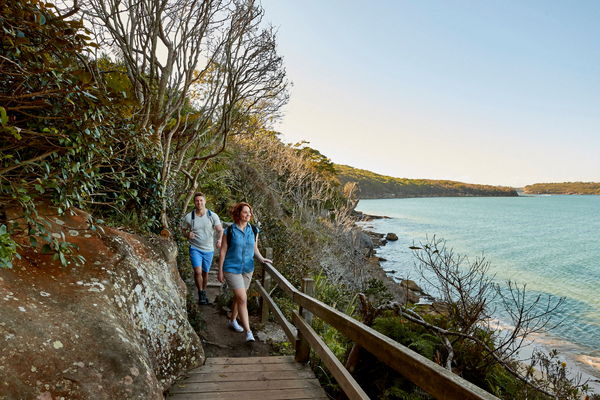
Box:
[524,182,600,195]
[336,164,518,198]
[1,0,163,267]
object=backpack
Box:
[190,209,215,231]
[226,224,258,247]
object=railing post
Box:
[295,277,315,363]
[260,248,273,324]
[265,247,273,261]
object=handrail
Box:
[258,260,500,400]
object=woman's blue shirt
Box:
[223,224,258,274]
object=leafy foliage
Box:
[0,224,20,268]
[81,0,290,227]
[363,277,395,307]
[0,0,163,266]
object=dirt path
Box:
[194,282,286,359]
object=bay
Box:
[357,195,600,385]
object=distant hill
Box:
[335,165,518,198]
[523,182,600,195]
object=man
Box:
[181,193,224,305]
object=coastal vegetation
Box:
[336,164,518,198]
[1,0,595,399]
[524,182,600,195]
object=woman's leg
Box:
[231,299,238,322]
[232,287,250,332]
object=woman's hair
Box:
[232,202,253,224]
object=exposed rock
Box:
[421,302,451,317]
[363,230,387,248]
[352,211,390,221]
[359,232,374,250]
[400,280,422,304]
[0,203,203,399]
[400,280,423,293]
[386,232,399,241]
[358,232,374,257]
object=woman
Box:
[218,202,272,342]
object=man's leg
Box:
[189,248,204,294]
[199,251,214,304]
[201,271,209,290]
[193,267,204,293]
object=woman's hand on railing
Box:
[259,257,273,264]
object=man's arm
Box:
[215,224,224,248]
[182,219,194,240]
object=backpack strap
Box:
[207,209,214,229]
[226,225,233,247]
[191,209,215,229]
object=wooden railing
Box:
[256,250,500,400]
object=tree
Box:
[81,0,289,227]
[398,236,588,398]
[1,0,160,266]
[226,131,337,221]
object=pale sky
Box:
[259,1,600,187]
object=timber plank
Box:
[190,361,305,374]
[293,311,369,400]
[180,369,317,383]
[293,291,500,400]
[256,280,298,346]
[169,378,322,393]
[169,387,328,399]
[203,356,295,365]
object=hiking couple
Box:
[181,193,272,342]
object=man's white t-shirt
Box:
[182,210,221,252]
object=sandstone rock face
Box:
[0,203,203,399]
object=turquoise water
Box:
[357,195,600,378]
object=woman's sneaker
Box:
[246,331,255,342]
[229,320,244,332]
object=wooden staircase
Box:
[168,356,327,399]
[207,270,221,288]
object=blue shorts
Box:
[189,247,214,273]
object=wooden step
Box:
[168,356,327,399]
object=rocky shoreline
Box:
[352,211,444,314]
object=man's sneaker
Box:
[229,320,244,332]
[198,290,208,305]
[246,330,255,342]
[201,290,212,305]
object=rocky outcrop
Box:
[400,279,423,303]
[358,232,374,257]
[386,233,398,241]
[0,203,203,399]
